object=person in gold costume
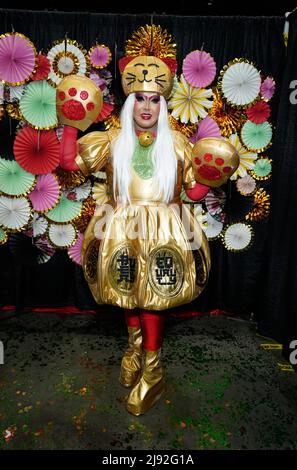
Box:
[57,56,213,416]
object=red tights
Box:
[124,308,165,351]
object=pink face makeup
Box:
[133,92,161,132]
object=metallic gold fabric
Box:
[119,326,143,388]
[126,349,165,416]
[76,129,211,311]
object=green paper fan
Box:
[0,227,8,244]
[45,193,82,223]
[19,80,57,129]
[241,120,272,153]
[251,157,272,180]
[0,157,36,196]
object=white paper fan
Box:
[221,61,261,106]
[48,223,77,248]
[222,222,253,251]
[202,212,224,240]
[0,196,31,231]
[47,39,88,86]
[32,213,48,237]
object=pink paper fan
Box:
[190,116,221,143]
[68,231,83,265]
[0,33,36,85]
[89,45,111,69]
[183,50,216,88]
[260,77,275,101]
[28,173,60,212]
[205,188,226,216]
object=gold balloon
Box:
[192,137,239,187]
[138,131,154,147]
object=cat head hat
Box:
[119,55,174,99]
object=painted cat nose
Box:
[142,70,148,75]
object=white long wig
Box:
[112,93,177,204]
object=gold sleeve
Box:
[75,130,113,177]
[183,140,197,190]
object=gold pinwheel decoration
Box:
[168,115,198,138]
[246,188,270,222]
[125,24,176,59]
[208,87,246,137]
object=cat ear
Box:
[118,56,137,74]
[161,58,178,75]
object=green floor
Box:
[0,310,296,450]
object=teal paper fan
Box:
[19,80,57,129]
[241,120,272,153]
[0,227,8,244]
[0,157,36,196]
[45,193,82,223]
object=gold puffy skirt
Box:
[81,201,210,311]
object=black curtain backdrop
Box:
[0,9,292,348]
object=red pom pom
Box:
[185,182,210,201]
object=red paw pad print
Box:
[58,87,95,121]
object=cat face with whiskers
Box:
[121,56,173,99]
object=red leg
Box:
[139,309,165,351]
[124,308,141,328]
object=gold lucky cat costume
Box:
[57,56,212,416]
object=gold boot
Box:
[126,349,165,416]
[119,327,142,388]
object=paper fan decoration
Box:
[190,116,221,143]
[8,85,26,102]
[0,32,37,86]
[220,60,261,107]
[236,175,257,195]
[222,222,254,252]
[246,188,270,222]
[241,120,272,153]
[193,204,208,229]
[0,157,36,196]
[46,193,82,223]
[0,195,32,231]
[19,80,57,129]
[88,44,111,69]
[205,188,226,217]
[48,223,77,248]
[209,87,245,137]
[68,230,83,265]
[9,232,54,265]
[228,133,258,180]
[246,101,271,124]
[92,182,109,205]
[183,50,216,88]
[0,83,4,103]
[64,180,92,202]
[203,212,224,240]
[14,127,60,174]
[0,227,8,244]
[34,234,56,261]
[95,102,115,122]
[31,212,48,236]
[250,157,272,180]
[32,54,51,81]
[28,173,60,212]
[260,77,275,101]
[169,74,213,123]
[47,39,89,86]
